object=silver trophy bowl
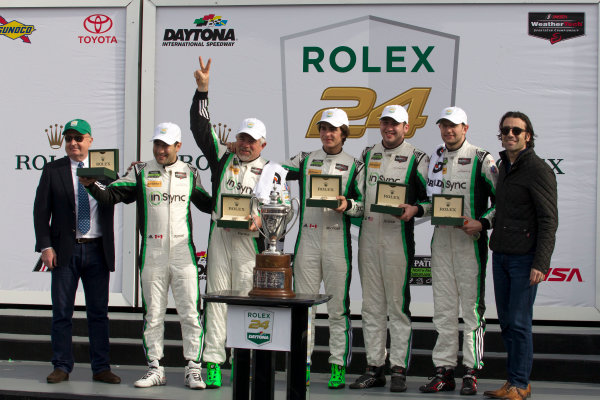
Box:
[251,190,299,255]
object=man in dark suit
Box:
[33,119,121,384]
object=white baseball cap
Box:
[237,118,266,140]
[317,108,349,128]
[380,105,409,124]
[437,106,468,125]
[152,122,181,145]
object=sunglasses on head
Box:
[64,135,86,142]
[500,127,527,136]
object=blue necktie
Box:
[77,162,90,234]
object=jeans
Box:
[492,252,537,389]
[51,241,110,374]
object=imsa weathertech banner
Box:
[151,2,598,320]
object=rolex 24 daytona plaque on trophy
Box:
[248,189,299,298]
[76,149,119,180]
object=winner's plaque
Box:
[217,194,252,229]
[307,174,341,208]
[76,149,119,180]
[370,182,407,216]
[431,194,465,226]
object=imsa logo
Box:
[245,309,274,346]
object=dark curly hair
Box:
[497,111,535,148]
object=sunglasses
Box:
[500,127,527,136]
[64,135,86,143]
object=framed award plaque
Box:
[431,194,465,226]
[217,194,252,229]
[370,181,407,216]
[306,174,341,208]
[76,149,119,180]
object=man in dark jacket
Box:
[486,111,558,400]
[33,119,120,384]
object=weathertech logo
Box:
[79,14,117,44]
[0,16,35,43]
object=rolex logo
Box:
[46,124,64,149]
[214,122,232,145]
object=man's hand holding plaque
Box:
[217,194,253,229]
[370,181,407,216]
[76,149,119,180]
[431,194,465,226]
[307,174,341,208]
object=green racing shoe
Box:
[328,364,346,389]
[205,362,222,388]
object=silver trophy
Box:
[248,188,299,297]
[251,189,299,255]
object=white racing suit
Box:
[283,149,364,367]
[190,90,267,364]
[358,141,429,369]
[87,159,211,363]
[420,140,497,370]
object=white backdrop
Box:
[145,1,599,320]
[0,0,139,306]
[1,1,598,321]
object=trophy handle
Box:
[249,196,267,237]
[281,197,300,238]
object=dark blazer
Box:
[34,156,116,271]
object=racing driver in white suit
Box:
[282,108,364,389]
[350,105,429,393]
[418,107,497,396]
[190,57,268,388]
[82,122,212,390]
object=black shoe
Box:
[418,367,456,393]
[390,366,407,392]
[349,365,386,389]
[460,368,477,395]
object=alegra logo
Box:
[79,14,117,44]
[0,16,35,43]
[83,14,113,34]
[245,309,274,346]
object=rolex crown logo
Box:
[214,122,231,145]
[46,124,64,149]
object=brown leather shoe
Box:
[484,381,511,398]
[502,385,530,400]
[522,384,532,398]
[93,370,121,384]
[47,369,69,383]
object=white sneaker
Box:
[135,360,166,388]
[185,361,206,390]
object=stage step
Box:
[0,308,598,383]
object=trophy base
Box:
[249,254,295,298]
